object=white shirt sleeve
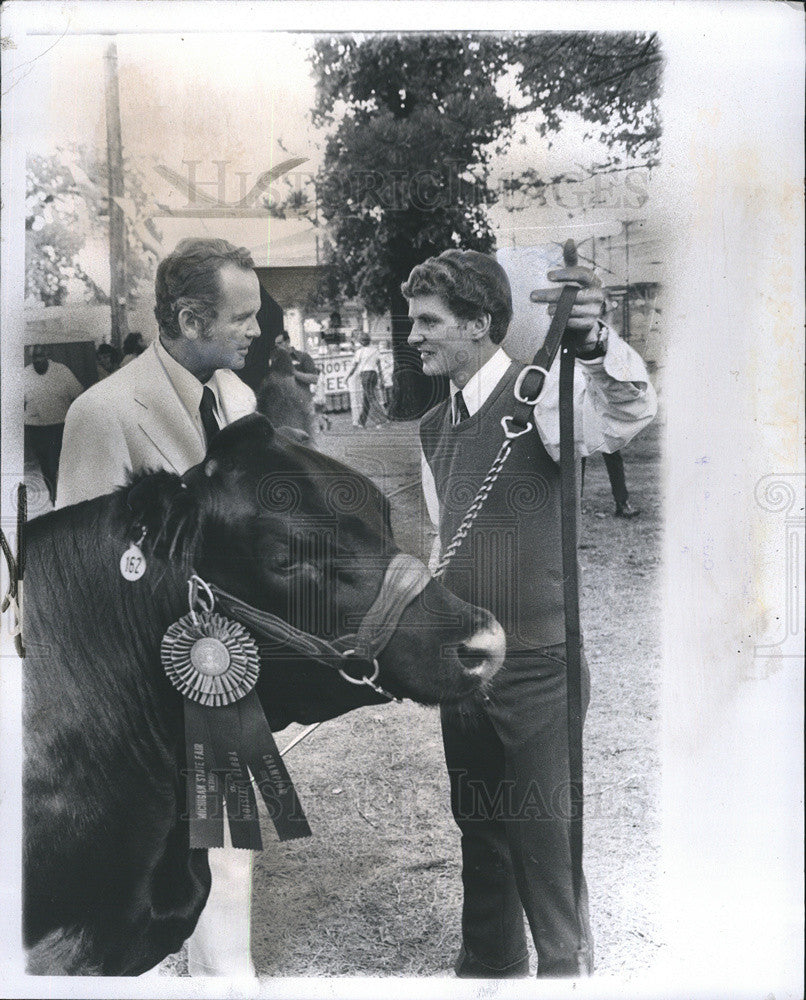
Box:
[57,364,84,405]
[421,449,440,528]
[420,450,442,574]
[532,328,657,461]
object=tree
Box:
[25,147,159,310]
[503,32,661,202]
[310,31,661,418]
[512,32,661,167]
[311,35,514,416]
[25,153,101,306]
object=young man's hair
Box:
[400,249,513,345]
[154,238,256,340]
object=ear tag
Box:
[120,529,147,581]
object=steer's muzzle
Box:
[453,608,506,686]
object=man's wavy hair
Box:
[400,249,513,345]
[154,238,256,340]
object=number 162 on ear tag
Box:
[120,544,147,581]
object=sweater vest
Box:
[420,362,566,650]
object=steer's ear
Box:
[125,470,198,558]
[276,426,310,445]
[204,413,276,459]
[204,458,218,478]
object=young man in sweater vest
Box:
[403,249,656,978]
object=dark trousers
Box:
[441,643,593,977]
[358,371,384,426]
[24,423,64,503]
[602,450,629,507]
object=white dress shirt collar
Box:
[155,337,221,419]
[451,348,512,421]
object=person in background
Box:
[602,449,640,517]
[312,367,332,432]
[580,448,641,518]
[23,344,83,504]
[346,334,363,426]
[345,332,386,428]
[121,331,147,366]
[272,329,319,389]
[327,309,342,342]
[257,346,317,443]
[96,343,121,381]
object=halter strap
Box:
[349,553,433,660]
[208,553,433,699]
[209,584,346,669]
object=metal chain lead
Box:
[431,437,515,580]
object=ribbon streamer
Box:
[164,607,311,849]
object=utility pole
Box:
[104,40,128,350]
[621,219,632,343]
[623,219,631,285]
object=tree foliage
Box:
[310,31,661,417]
[311,35,514,314]
[26,154,98,306]
[25,147,158,308]
[511,31,661,168]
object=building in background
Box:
[493,166,664,381]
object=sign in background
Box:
[317,350,393,408]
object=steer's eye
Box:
[271,559,322,584]
[271,558,300,575]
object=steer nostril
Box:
[458,618,506,679]
[456,643,488,674]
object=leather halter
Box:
[208,553,434,702]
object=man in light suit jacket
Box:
[57,239,259,508]
[57,238,262,977]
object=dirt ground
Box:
[243,408,665,979]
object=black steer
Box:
[23,414,504,976]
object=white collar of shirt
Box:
[155,337,221,420]
[451,348,511,421]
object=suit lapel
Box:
[133,346,206,474]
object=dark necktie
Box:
[453,389,470,425]
[199,385,220,447]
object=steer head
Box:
[172,414,504,727]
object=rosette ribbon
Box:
[162,588,311,850]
